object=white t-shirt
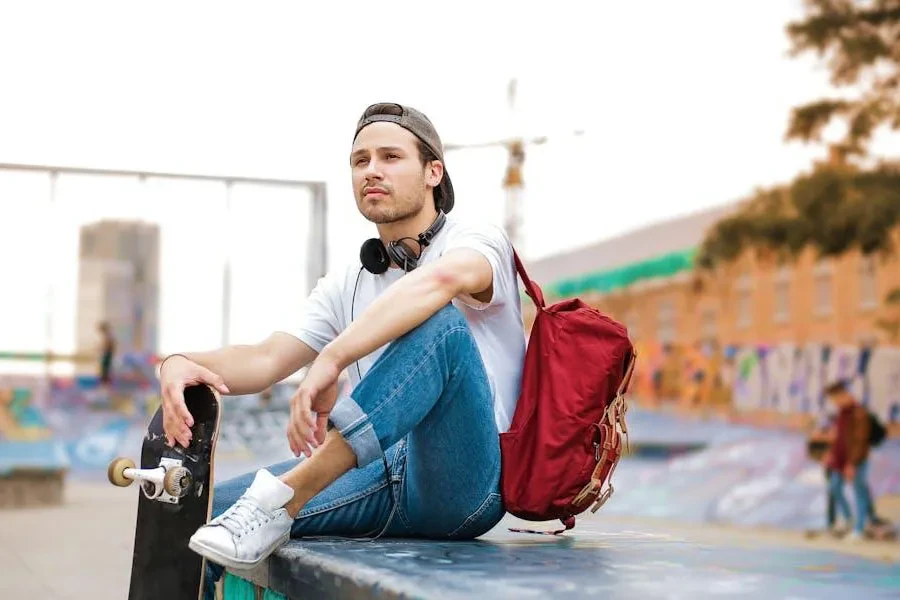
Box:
[281,215,526,434]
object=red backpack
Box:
[500,252,636,534]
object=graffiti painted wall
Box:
[0,374,298,482]
[633,342,900,423]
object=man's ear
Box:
[426,160,444,188]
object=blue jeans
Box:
[204,304,504,595]
[828,460,870,535]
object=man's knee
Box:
[427,303,467,328]
[404,303,469,342]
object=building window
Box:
[624,310,639,340]
[701,307,717,342]
[735,271,752,329]
[657,300,675,344]
[773,266,791,323]
[814,259,833,316]
[859,255,878,310]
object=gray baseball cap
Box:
[354,102,455,213]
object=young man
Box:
[823,379,873,541]
[156,103,526,585]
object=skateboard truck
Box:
[108,456,195,504]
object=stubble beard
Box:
[359,179,427,225]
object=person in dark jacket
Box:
[810,409,885,534]
[823,380,872,541]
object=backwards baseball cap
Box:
[354,102,455,213]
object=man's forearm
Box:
[159,345,272,396]
[322,266,458,371]
[165,332,318,395]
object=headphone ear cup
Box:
[360,238,390,274]
[388,241,418,272]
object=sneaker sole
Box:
[188,532,290,572]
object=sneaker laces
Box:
[218,496,270,538]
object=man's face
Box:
[828,390,850,408]
[350,122,441,224]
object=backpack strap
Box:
[512,250,545,309]
[614,351,636,452]
[617,350,637,397]
[509,516,575,536]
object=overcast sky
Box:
[1,0,899,355]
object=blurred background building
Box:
[528,206,900,349]
[76,220,160,369]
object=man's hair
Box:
[417,139,441,210]
[417,139,439,166]
[824,379,848,396]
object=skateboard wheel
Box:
[163,466,192,498]
[108,457,136,487]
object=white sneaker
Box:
[189,469,295,570]
[845,531,864,543]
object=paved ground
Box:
[0,482,135,600]
[2,481,898,599]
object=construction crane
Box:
[444,78,584,256]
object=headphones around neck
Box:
[359,211,447,274]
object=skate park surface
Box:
[2,380,899,599]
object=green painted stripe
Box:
[548,247,698,297]
[223,573,287,599]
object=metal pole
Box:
[0,162,321,189]
[307,183,328,292]
[45,171,58,378]
[222,181,233,348]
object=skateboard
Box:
[108,384,221,600]
[804,527,847,540]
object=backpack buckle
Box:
[572,479,602,507]
[591,485,614,513]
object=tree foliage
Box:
[696,161,900,269]
[785,0,900,157]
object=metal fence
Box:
[0,162,327,376]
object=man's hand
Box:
[844,465,856,481]
[159,355,230,448]
[287,353,341,458]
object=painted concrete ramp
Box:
[607,436,900,532]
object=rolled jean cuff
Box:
[328,395,382,467]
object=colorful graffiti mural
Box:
[633,342,900,424]
[0,387,53,441]
[0,373,297,484]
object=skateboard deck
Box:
[108,384,221,600]
[803,527,846,540]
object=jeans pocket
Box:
[447,492,504,540]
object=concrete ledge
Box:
[0,469,66,508]
[223,513,900,599]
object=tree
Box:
[785,0,900,159]
[695,161,900,269]
[695,2,900,325]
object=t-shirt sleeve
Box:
[442,223,515,311]
[279,270,344,353]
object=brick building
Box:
[523,204,900,423]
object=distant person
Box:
[822,380,874,541]
[97,321,116,387]
[810,398,888,535]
